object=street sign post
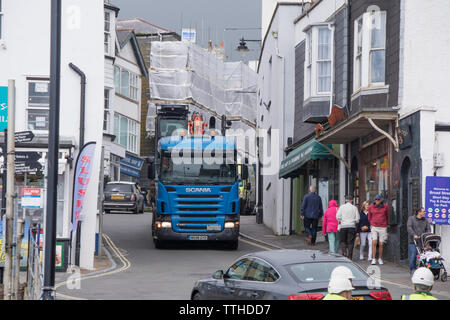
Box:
[14,131,35,143]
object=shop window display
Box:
[366,155,388,203]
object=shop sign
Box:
[0,87,7,132]
[425,176,450,225]
[71,142,96,232]
[120,154,144,178]
[21,188,43,208]
[397,125,412,149]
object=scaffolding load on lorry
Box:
[146,41,257,135]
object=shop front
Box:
[317,110,401,259]
[279,138,338,234]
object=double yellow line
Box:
[55,234,131,300]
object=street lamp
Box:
[235,37,261,58]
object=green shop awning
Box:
[279,138,333,179]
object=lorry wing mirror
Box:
[242,165,249,180]
[148,161,155,180]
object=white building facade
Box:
[257,3,304,235]
[0,0,105,270]
[103,3,147,184]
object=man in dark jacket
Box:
[407,207,431,274]
[301,186,323,245]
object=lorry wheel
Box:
[154,239,165,249]
[226,240,238,250]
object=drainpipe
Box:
[276,48,287,235]
[69,63,86,147]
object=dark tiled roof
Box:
[117,18,175,35]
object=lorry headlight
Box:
[225,222,237,228]
[161,222,172,228]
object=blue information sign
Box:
[0,86,8,131]
[425,176,450,225]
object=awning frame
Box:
[316,111,399,152]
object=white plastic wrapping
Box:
[147,41,257,132]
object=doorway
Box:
[400,157,411,260]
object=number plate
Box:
[189,235,208,241]
[111,195,125,200]
[207,224,221,231]
[351,296,364,300]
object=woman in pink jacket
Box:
[323,200,340,253]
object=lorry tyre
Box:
[226,240,238,250]
[154,239,165,249]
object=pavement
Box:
[239,215,450,299]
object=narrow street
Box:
[55,213,450,300]
[56,212,264,300]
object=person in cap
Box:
[401,267,437,300]
[323,277,355,300]
[368,194,389,265]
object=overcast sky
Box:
[110,0,262,62]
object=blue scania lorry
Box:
[148,105,246,250]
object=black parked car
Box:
[103,181,145,214]
[191,249,392,300]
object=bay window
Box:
[104,11,111,54]
[304,24,333,99]
[114,65,140,101]
[104,89,110,132]
[353,10,387,92]
[317,27,332,93]
[114,113,138,154]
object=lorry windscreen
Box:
[159,119,186,138]
[159,152,237,185]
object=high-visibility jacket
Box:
[322,293,347,300]
[401,291,438,300]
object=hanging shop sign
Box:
[120,153,144,178]
[425,176,450,225]
[71,142,96,232]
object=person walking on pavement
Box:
[323,276,355,300]
[300,186,323,246]
[407,207,431,275]
[336,195,360,260]
[323,200,340,253]
[401,267,438,300]
[369,194,389,265]
[357,201,372,261]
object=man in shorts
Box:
[368,194,389,265]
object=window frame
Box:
[353,10,387,93]
[104,11,111,55]
[26,79,51,132]
[244,258,281,283]
[104,88,111,133]
[114,113,139,154]
[316,27,332,94]
[304,25,333,100]
[114,65,140,102]
[368,11,386,86]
